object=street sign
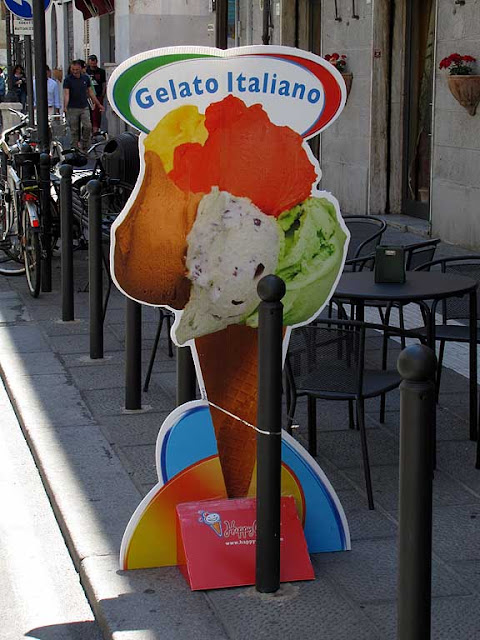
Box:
[4,0,51,20]
[12,16,34,35]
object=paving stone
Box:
[0,295,32,323]
[38,318,91,336]
[335,489,397,541]
[16,420,141,559]
[433,504,480,562]
[436,440,480,497]
[83,386,174,417]
[48,332,123,355]
[81,556,230,640]
[343,465,479,516]
[206,576,382,640]
[0,324,51,353]
[70,364,127,390]
[313,538,469,603]
[117,444,158,486]
[452,559,480,594]
[0,351,64,376]
[100,411,169,446]
[363,595,480,640]
[7,373,95,428]
[313,427,399,470]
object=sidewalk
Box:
[1,220,480,639]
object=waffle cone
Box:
[195,325,258,499]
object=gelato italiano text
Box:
[135,71,323,109]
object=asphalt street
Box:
[0,379,103,640]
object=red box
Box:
[176,496,314,590]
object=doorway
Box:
[403,0,435,219]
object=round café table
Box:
[334,270,478,442]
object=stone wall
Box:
[316,2,374,215]
[431,0,480,249]
[116,0,214,63]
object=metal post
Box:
[13,36,21,69]
[215,0,228,49]
[59,164,74,321]
[32,0,49,152]
[5,14,18,102]
[125,298,142,410]
[24,36,35,127]
[39,152,52,291]
[176,347,197,406]
[87,180,103,359]
[262,0,271,45]
[255,274,285,594]
[397,344,437,640]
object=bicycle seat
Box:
[14,152,40,166]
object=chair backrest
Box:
[287,321,365,399]
[404,238,441,271]
[343,215,387,262]
[415,255,480,322]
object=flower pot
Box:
[447,75,480,116]
[341,73,353,100]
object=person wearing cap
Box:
[86,55,106,136]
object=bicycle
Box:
[0,112,43,296]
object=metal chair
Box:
[414,256,480,437]
[343,215,387,272]
[285,317,426,509]
[143,308,174,392]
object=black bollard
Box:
[125,298,142,410]
[39,153,52,292]
[24,36,35,127]
[397,344,437,640]
[176,346,197,406]
[59,164,74,321]
[255,274,286,594]
[87,180,103,359]
[215,0,228,49]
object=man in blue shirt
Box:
[63,59,104,151]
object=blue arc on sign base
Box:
[155,401,350,553]
[5,0,51,20]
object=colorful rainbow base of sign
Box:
[120,401,350,570]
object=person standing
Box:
[0,67,6,103]
[63,60,104,152]
[34,66,61,115]
[11,65,27,112]
[85,55,106,136]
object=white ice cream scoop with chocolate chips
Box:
[175,188,281,344]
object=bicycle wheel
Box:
[0,186,25,276]
[22,202,41,297]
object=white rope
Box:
[207,401,282,436]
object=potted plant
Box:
[325,53,352,99]
[439,53,479,115]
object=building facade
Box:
[42,0,480,249]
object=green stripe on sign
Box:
[113,53,217,133]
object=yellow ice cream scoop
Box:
[144,105,207,172]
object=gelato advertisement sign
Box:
[108,46,351,576]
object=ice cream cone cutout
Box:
[109,46,350,502]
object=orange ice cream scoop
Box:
[169,95,317,218]
[113,151,203,307]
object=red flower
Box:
[463,55,476,63]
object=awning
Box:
[74,0,114,20]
